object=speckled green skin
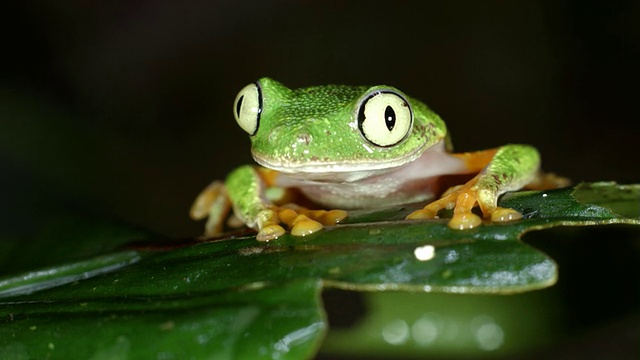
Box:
[218,78,540,233]
[226,165,266,229]
[250,78,446,170]
[475,145,540,210]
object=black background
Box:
[2,0,638,237]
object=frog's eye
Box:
[233,82,262,135]
[357,90,413,147]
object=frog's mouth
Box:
[252,141,447,183]
[253,156,410,182]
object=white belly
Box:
[297,176,438,209]
[274,142,469,209]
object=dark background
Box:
[2,0,638,238]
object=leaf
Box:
[0,182,638,359]
[1,278,325,360]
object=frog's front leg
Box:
[407,144,541,229]
[226,166,347,241]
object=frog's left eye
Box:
[357,90,413,147]
[234,82,262,135]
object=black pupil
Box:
[236,95,244,117]
[384,105,396,131]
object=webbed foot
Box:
[406,175,522,230]
[256,205,348,241]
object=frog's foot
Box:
[190,181,231,237]
[255,205,348,242]
[406,177,522,230]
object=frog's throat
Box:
[252,141,440,175]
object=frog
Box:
[190,78,568,241]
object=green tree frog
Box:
[191,78,567,241]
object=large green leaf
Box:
[0,182,638,359]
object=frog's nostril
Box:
[297,133,312,145]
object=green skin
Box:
[200,78,540,238]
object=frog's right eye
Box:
[233,82,262,135]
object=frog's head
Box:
[233,78,446,180]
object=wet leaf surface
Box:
[0,182,638,359]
